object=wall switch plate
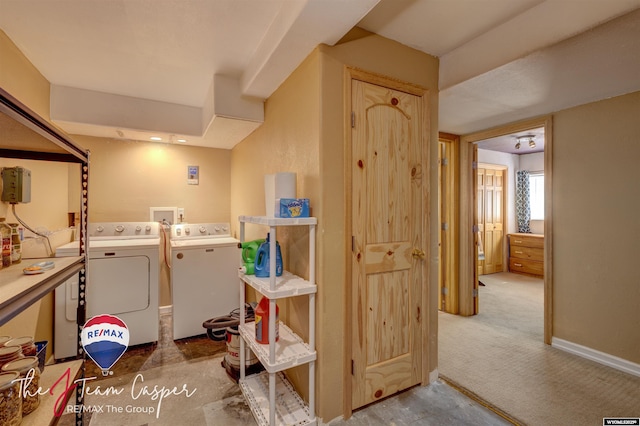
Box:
[177,208,185,223]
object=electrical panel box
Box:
[1,167,31,203]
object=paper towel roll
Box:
[265,172,296,217]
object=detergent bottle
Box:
[254,233,283,278]
[255,296,279,344]
[238,239,265,275]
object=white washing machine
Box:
[54,222,160,359]
[170,223,239,340]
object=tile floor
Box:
[55,312,513,425]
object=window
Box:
[529,173,544,220]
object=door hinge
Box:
[352,236,355,252]
[351,111,355,128]
[351,359,354,375]
[442,158,448,166]
[442,287,448,295]
[441,222,449,231]
[472,225,479,233]
[472,161,478,170]
[473,288,478,297]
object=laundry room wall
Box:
[0,29,71,359]
[73,135,232,307]
[230,28,439,422]
[231,46,321,413]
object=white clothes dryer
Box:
[170,223,239,340]
[54,222,160,359]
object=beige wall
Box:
[230,29,439,421]
[72,136,231,223]
[230,47,321,408]
[553,91,640,363]
[75,135,232,306]
[0,30,50,120]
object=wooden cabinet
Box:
[508,233,544,277]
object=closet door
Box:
[477,166,505,275]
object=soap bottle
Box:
[255,296,279,344]
[254,233,283,278]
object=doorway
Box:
[460,116,553,344]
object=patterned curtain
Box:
[516,170,532,233]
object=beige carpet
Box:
[438,272,640,425]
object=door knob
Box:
[412,248,425,259]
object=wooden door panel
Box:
[367,270,410,363]
[364,354,414,402]
[365,242,412,274]
[352,79,424,409]
[365,105,411,243]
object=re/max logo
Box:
[86,329,124,339]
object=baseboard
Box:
[159,305,172,315]
[552,337,640,378]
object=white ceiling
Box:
[1,0,639,150]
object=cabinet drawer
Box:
[509,234,544,249]
[510,245,544,262]
[509,258,543,276]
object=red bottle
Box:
[255,296,279,344]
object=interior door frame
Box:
[460,115,553,344]
[343,66,431,417]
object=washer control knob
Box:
[146,225,152,232]
[176,228,181,236]
[185,227,191,234]
[135,226,142,232]
[199,226,207,234]
[115,225,125,233]
[222,225,229,232]
[214,226,221,232]
[96,226,104,233]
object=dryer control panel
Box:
[89,222,160,239]
[170,223,231,240]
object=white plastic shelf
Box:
[239,215,317,226]
[239,270,317,299]
[239,321,316,373]
[239,371,316,426]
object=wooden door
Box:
[477,165,505,275]
[438,136,458,314]
[351,79,424,409]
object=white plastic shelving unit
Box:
[238,215,317,426]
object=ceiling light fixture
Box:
[515,135,535,150]
[150,136,162,141]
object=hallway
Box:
[438,272,640,425]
